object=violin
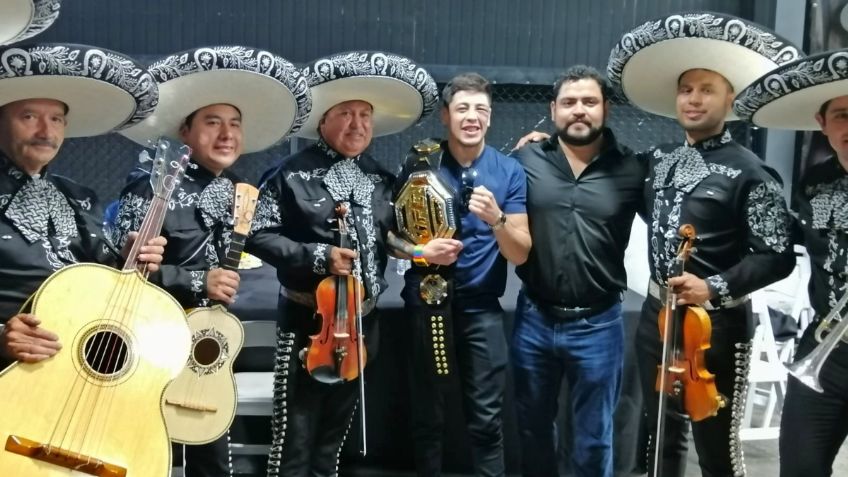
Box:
[305,203,367,384]
[652,224,726,476]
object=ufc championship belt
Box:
[395,138,458,379]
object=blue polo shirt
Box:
[439,144,527,311]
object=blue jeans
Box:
[511,290,624,477]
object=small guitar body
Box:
[163,305,243,444]
[163,183,258,444]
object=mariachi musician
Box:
[735,47,848,477]
[0,39,165,363]
[607,11,797,477]
[388,73,531,477]
[245,51,437,477]
[112,45,311,477]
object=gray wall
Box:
[37,0,766,82]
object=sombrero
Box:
[121,45,312,153]
[297,51,439,139]
[0,43,158,137]
[0,0,61,46]
[607,11,802,120]
[734,49,848,130]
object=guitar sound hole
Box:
[194,338,221,366]
[83,331,129,376]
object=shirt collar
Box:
[543,127,628,160]
[0,151,50,183]
[685,128,733,152]
[316,137,362,161]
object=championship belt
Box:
[395,138,459,379]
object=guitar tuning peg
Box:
[138,150,153,164]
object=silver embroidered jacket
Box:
[0,155,120,322]
[246,141,395,302]
[641,130,795,308]
[112,161,240,308]
[797,156,848,318]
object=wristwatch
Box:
[489,212,507,231]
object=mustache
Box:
[567,119,591,127]
[27,139,58,149]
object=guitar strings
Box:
[87,198,166,459]
[67,198,161,461]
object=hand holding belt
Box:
[395,139,459,379]
[648,278,748,311]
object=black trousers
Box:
[407,305,508,477]
[175,433,231,477]
[779,322,848,477]
[266,297,378,477]
[636,297,751,477]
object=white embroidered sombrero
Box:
[0,43,158,137]
[0,0,61,46]
[296,51,439,139]
[607,11,802,120]
[121,45,312,153]
[734,49,848,130]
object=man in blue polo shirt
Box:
[390,72,531,477]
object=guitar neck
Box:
[221,232,248,272]
[123,195,168,272]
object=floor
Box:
[172,437,848,476]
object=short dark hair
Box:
[441,73,492,108]
[181,103,243,130]
[552,65,612,102]
[819,99,833,120]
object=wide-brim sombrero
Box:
[0,0,61,46]
[607,11,802,120]
[120,46,312,153]
[734,49,848,130]
[0,43,158,137]
[296,51,439,139]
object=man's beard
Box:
[556,120,603,146]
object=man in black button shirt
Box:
[513,65,644,477]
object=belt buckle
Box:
[419,274,449,306]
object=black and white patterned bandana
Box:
[4,176,77,243]
[323,158,375,206]
[197,176,234,229]
[653,130,733,193]
[808,175,848,231]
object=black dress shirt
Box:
[797,156,848,317]
[0,154,119,322]
[246,140,395,301]
[113,161,243,308]
[642,129,795,307]
[515,129,645,306]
